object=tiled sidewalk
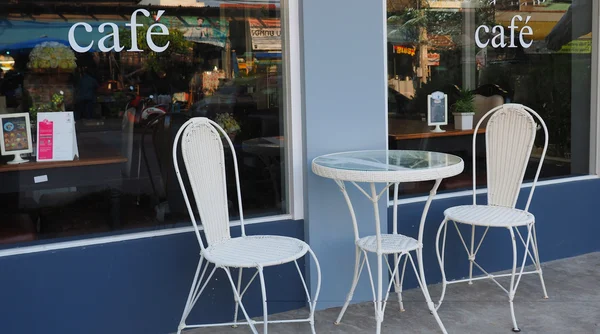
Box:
[185,252,600,333]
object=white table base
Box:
[333,179,448,334]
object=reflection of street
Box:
[181,17,228,48]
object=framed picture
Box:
[0,112,33,164]
[427,91,448,132]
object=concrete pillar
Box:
[301,0,388,310]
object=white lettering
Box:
[98,23,124,52]
[126,9,151,52]
[68,22,94,53]
[519,16,533,48]
[146,10,169,53]
[475,25,490,48]
[475,15,534,49]
[508,15,522,48]
[68,9,171,53]
[491,25,506,48]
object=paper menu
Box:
[38,118,53,160]
[36,112,79,162]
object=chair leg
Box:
[293,249,322,334]
[435,218,448,310]
[258,266,268,334]
[469,225,476,285]
[531,224,549,299]
[232,268,243,327]
[335,246,363,325]
[508,227,521,332]
[306,248,322,334]
[224,267,259,334]
[177,256,204,334]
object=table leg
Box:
[334,179,365,325]
[369,183,384,334]
[110,188,122,229]
[416,179,447,334]
[335,246,363,325]
[391,182,405,312]
[376,253,383,334]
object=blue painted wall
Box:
[386,178,600,291]
[301,0,389,310]
[1,182,598,334]
[0,220,306,334]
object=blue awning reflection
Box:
[254,52,281,59]
[0,37,71,51]
[0,20,118,52]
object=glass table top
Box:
[313,150,462,172]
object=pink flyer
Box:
[38,119,54,160]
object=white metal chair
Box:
[173,117,321,334]
[435,104,549,332]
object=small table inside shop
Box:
[388,118,485,150]
[0,142,127,228]
[312,150,463,334]
[242,136,283,209]
[242,136,283,156]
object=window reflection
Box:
[0,1,285,245]
[387,0,592,197]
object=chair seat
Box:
[204,235,310,268]
[444,205,534,227]
[356,234,419,254]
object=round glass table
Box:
[312,150,464,334]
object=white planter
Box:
[453,112,474,130]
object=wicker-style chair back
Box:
[472,104,548,211]
[173,117,245,249]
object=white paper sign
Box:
[34,175,48,183]
[36,112,79,162]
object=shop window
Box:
[386,0,594,197]
[0,1,286,246]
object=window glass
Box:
[0,0,286,246]
[387,0,593,196]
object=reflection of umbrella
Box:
[546,0,593,51]
[0,37,70,52]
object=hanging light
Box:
[0,54,15,71]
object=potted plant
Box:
[452,88,475,130]
[215,113,241,142]
[27,42,77,73]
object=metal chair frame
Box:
[435,104,549,332]
[173,117,321,334]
